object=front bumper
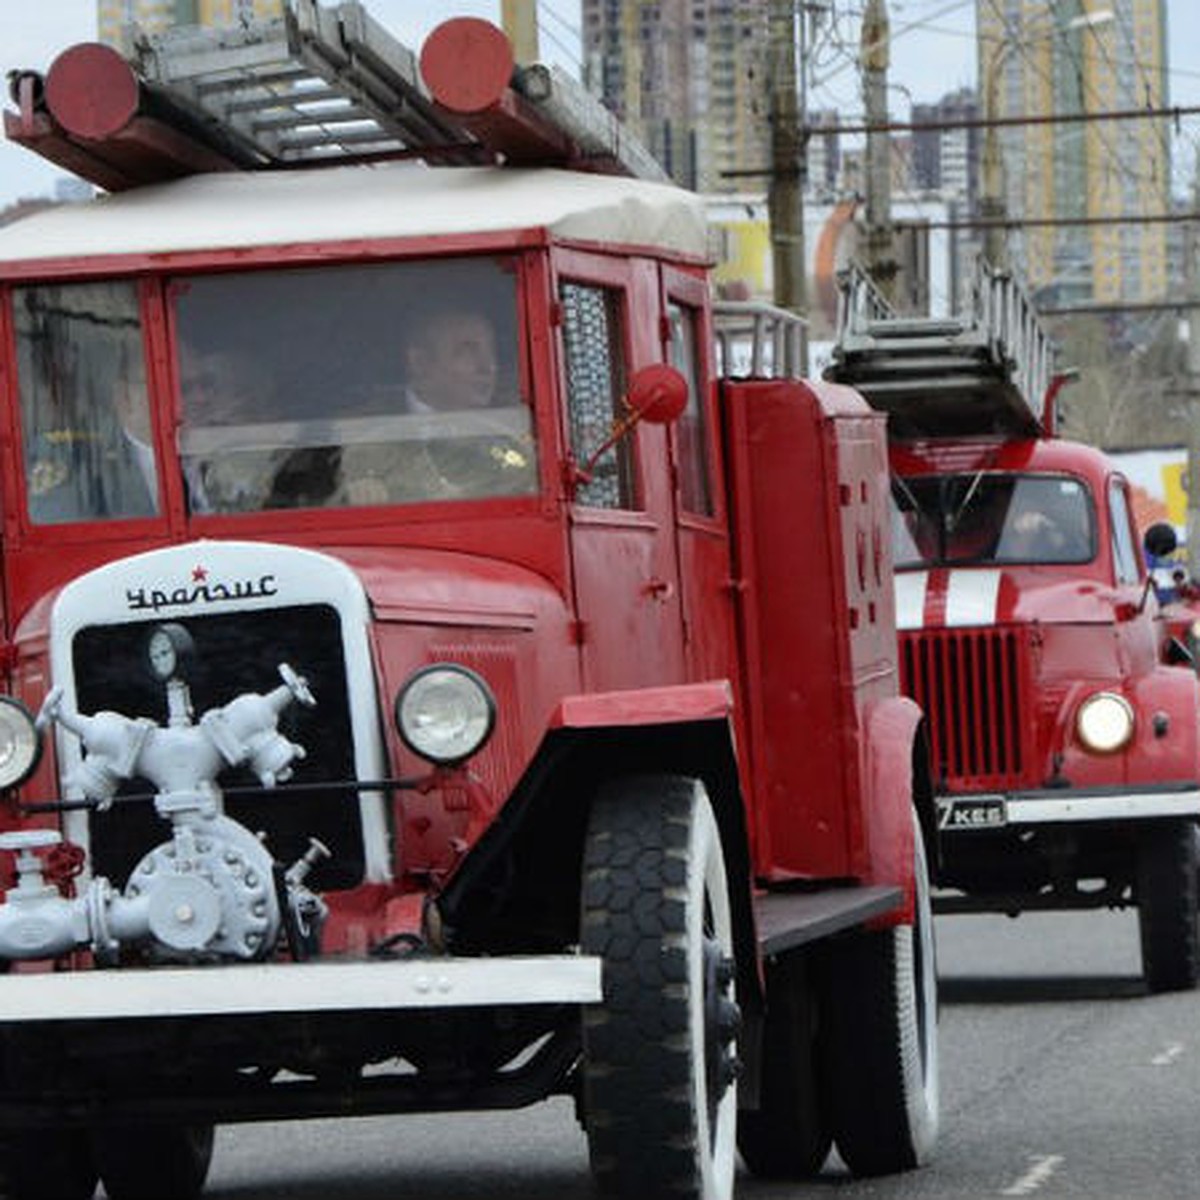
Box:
[938,782,1200,831]
[0,955,602,1023]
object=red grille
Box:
[899,627,1031,791]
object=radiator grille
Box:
[899,627,1030,790]
[71,604,363,892]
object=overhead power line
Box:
[918,211,1200,232]
[824,103,1200,138]
[722,104,1200,180]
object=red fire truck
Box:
[0,7,938,1200]
[828,263,1200,994]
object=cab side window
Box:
[15,281,158,525]
[1108,481,1140,586]
[668,301,713,517]
[560,281,635,509]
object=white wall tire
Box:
[821,809,939,1175]
[581,775,738,1200]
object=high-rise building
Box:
[911,89,979,205]
[582,0,775,193]
[805,109,842,201]
[977,0,1169,305]
[98,0,282,47]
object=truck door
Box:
[661,267,739,687]
[554,251,686,691]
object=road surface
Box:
[199,909,1200,1200]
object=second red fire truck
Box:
[829,263,1200,994]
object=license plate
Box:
[938,796,1007,831]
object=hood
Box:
[15,539,568,644]
[333,544,566,630]
[895,566,1132,632]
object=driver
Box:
[338,304,535,505]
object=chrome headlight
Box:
[1076,691,1135,754]
[0,697,41,789]
[395,664,496,765]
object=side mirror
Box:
[573,364,689,488]
[1144,521,1178,560]
[626,364,689,426]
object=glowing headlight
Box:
[395,665,496,765]
[0,697,41,789]
[1076,692,1135,754]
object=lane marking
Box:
[1001,1154,1064,1196]
[1152,1042,1184,1066]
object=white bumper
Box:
[0,955,602,1022]
[1006,789,1200,824]
[938,787,1200,831]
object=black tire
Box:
[1137,819,1200,993]
[0,1129,97,1200]
[737,954,832,1178]
[581,775,739,1200]
[822,810,938,1176]
[91,1124,214,1200]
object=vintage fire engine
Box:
[0,5,938,1199]
[828,263,1200,994]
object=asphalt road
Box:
[199,909,1200,1200]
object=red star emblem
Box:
[192,565,208,582]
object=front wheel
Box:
[581,775,739,1200]
[0,1129,98,1200]
[91,1124,214,1200]
[1137,819,1200,993]
[821,809,939,1176]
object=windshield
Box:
[175,256,535,513]
[892,473,1095,568]
[13,258,536,525]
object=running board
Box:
[754,884,904,956]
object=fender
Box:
[860,693,927,927]
[439,681,763,1016]
[1125,663,1200,783]
[548,679,735,729]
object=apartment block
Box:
[977,0,1169,305]
[98,0,282,46]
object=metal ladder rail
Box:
[130,0,477,167]
[975,265,1053,426]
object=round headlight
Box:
[1076,691,1135,754]
[395,665,496,765]
[0,697,42,789]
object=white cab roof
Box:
[0,163,711,266]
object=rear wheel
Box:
[822,809,938,1176]
[1137,819,1200,993]
[0,1129,97,1200]
[736,954,831,1178]
[91,1123,214,1200]
[581,774,739,1200]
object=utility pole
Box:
[501,0,539,62]
[768,0,806,317]
[1187,163,1200,573]
[861,0,896,303]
